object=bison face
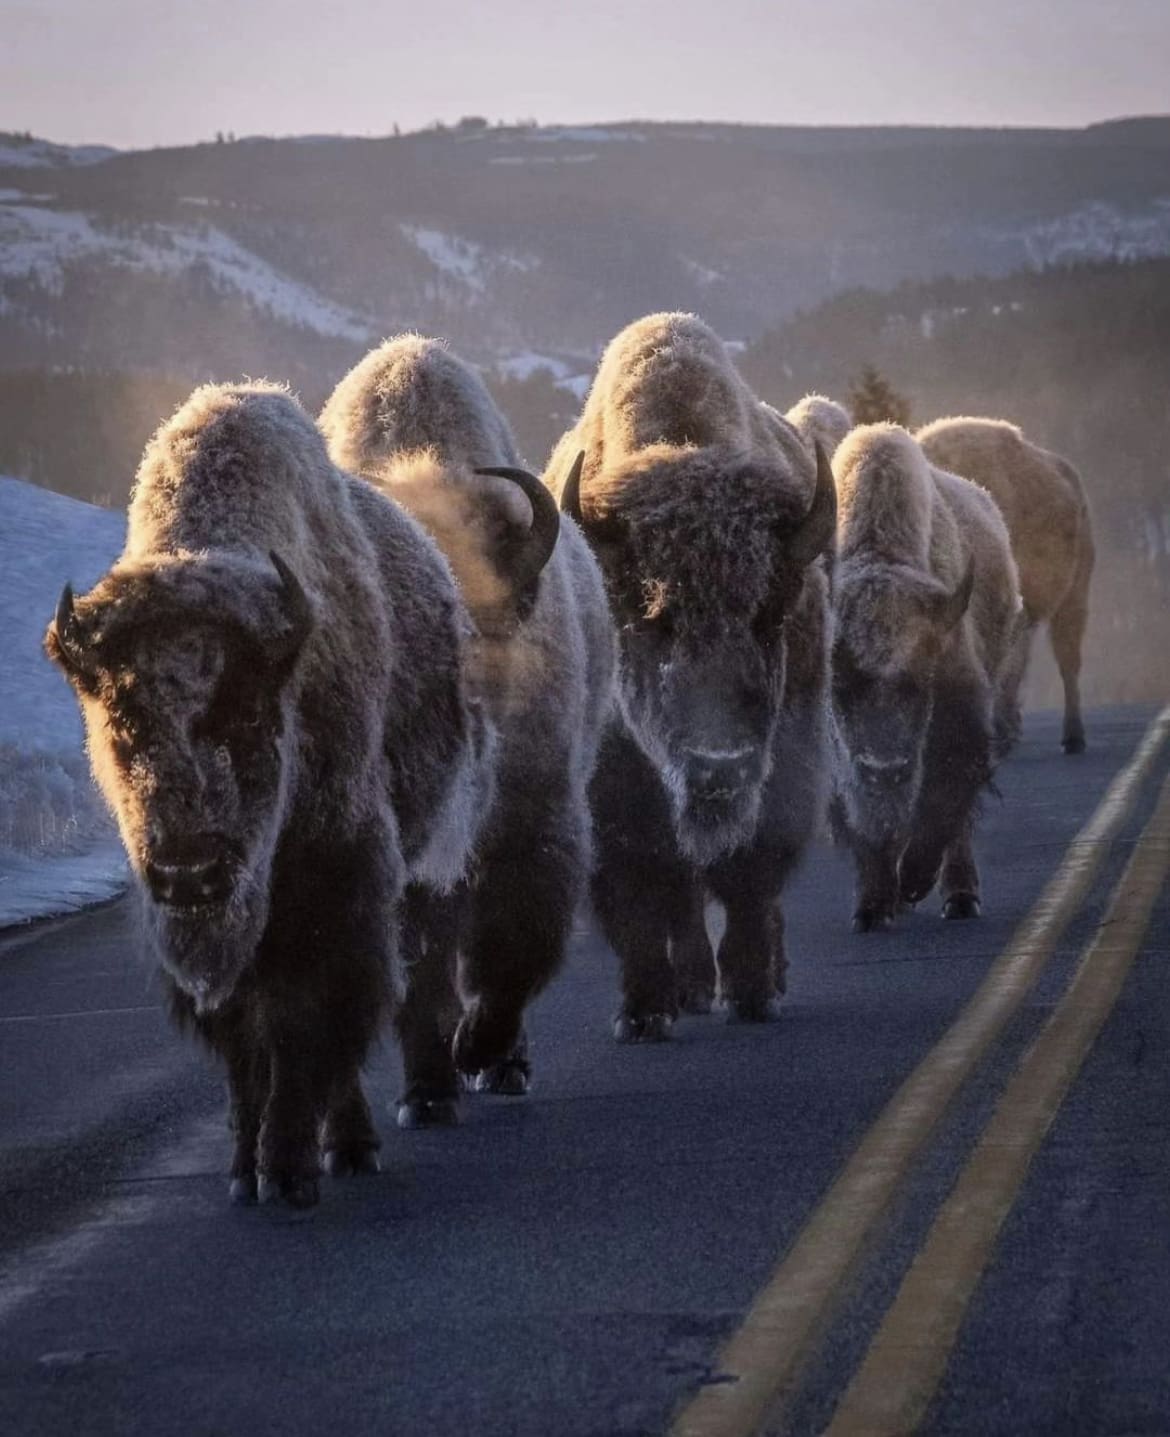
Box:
[623,619,782,865]
[46,554,313,1011]
[831,560,974,839]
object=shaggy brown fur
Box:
[784,394,852,458]
[916,416,1095,753]
[547,312,835,1035]
[46,382,491,1205]
[830,424,1021,929]
[321,336,614,1116]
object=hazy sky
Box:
[3,0,1168,149]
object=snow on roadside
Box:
[0,476,127,927]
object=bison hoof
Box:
[228,1174,258,1205]
[852,906,894,933]
[323,1146,381,1178]
[722,994,777,1024]
[613,1012,674,1043]
[397,1095,461,1129]
[1062,734,1086,755]
[677,982,716,1016]
[942,892,981,920]
[473,1062,530,1096]
[257,1174,320,1209]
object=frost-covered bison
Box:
[321,336,613,1118]
[785,393,852,458]
[830,424,1021,929]
[917,417,1094,754]
[546,312,836,1037]
[45,383,491,1205]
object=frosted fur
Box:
[548,312,833,1029]
[830,422,1022,928]
[320,335,614,1096]
[917,415,1094,752]
[44,381,492,1200]
[784,393,852,458]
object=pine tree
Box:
[847,365,912,426]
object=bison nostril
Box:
[145,854,231,908]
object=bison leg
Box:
[224,1037,270,1204]
[939,821,981,920]
[901,681,991,917]
[322,1070,381,1176]
[707,853,791,1020]
[852,838,901,931]
[591,856,681,1042]
[453,833,579,1080]
[672,882,716,1015]
[1050,581,1090,755]
[395,883,463,1129]
[993,620,1033,759]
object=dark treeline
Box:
[2,257,1166,706]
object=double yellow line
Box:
[672,705,1170,1437]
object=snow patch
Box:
[0,477,128,924]
[400,224,540,293]
[488,153,598,167]
[1013,199,1170,267]
[526,127,645,144]
[0,138,116,170]
[497,350,573,382]
[0,202,375,341]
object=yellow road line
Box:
[669,705,1170,1437]
[826,764,1170,1436]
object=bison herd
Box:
[45,311,1093,1207]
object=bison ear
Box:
[472,465,560,590]
[267,551,315,668]
[784,441,837,571]
[931,557,976,632]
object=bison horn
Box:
[268,551,314,665]
[559,451,586,524]
[49,582,93,675]
[473,465,561,590]
[936,556,976,631]
[786,440,838,570]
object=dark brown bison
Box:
[320,336,614,1120]
[917,417,1095,754]
[830,423,1022,929]
[546,312,835,1037]
[45,383,492,1205]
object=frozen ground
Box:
[0,476,127,927]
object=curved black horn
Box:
[268,551,314,664]
[786,440,838,570]
[559,451,585,524]
[49,582,92,675]
[473,465,561,589]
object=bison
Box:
[545,312,836,1037]
[784,393,852,459]
[320,336,613,1120]
[830,424,1022,929]
[45,383,493,1205]
[916,417,1094,754]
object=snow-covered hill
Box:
[3,118,1168,382]
[0,477,127,925]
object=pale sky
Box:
[3,0,1168,149]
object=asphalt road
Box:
[1,707,1168,1437]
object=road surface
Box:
[2,707,1168,1436]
